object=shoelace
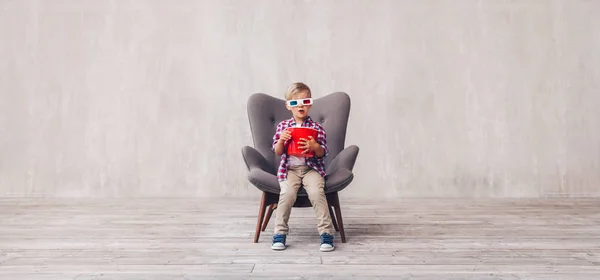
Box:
[321,234,333,244]
[273,234,286,243]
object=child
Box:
[271,82,335,252]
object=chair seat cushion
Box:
[247,167,354,196]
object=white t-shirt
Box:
[288,123,306,166]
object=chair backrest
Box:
[246,92,351,173]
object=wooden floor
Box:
[1,198,599,279]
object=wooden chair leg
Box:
[254,192,267,243]
[334,203,346,243]
[327,192,346,243]
[261,204,277,231]
[329,206,339,231]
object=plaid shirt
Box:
[272,116,328,181]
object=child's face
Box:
[286,90,312,120]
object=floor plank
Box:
[1,198,599,278]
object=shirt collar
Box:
[287,116,313,127]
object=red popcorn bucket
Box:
[287,127,318,157]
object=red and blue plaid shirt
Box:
[272,116,328,181]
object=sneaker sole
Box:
[320,246,335,252]
[271,245,286,250]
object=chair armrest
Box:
[327,145,359,175]
[242,146,276,175]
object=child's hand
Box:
[278,129,292,144]
[299,136,319,153]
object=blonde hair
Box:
[285,82,312,100]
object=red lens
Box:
[302,99,311,104]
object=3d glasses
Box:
[286,98,313,107]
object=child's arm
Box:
[272,123,291,156]
[312,143,325,158]
[314,125,328,158]
[274,136,288,156]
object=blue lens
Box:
[289,100,298,106]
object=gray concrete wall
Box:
[1,0,599,198]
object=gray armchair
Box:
[242,92,359,243]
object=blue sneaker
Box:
[320,233,335,252]
[271,234,286,250]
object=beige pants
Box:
[274,165,335,236]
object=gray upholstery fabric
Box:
[242,92,359,196]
